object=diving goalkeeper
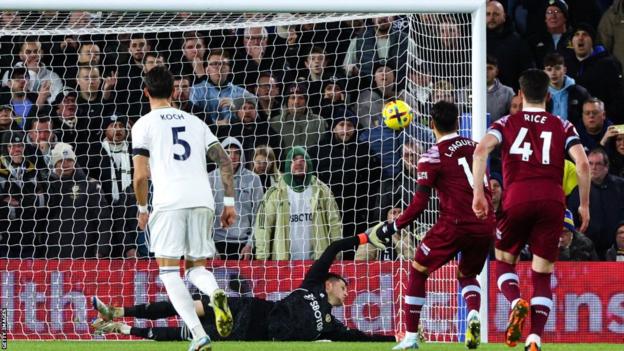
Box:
[92,234,395,342]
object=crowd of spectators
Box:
[0,3,623,262]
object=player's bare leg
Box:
[393,261,428,350]
[524,255,555,351]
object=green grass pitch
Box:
[6,341,623,351]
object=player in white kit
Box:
[126,66,235,351]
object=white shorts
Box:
[147,207,216,259]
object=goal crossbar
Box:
[2,0,485,13]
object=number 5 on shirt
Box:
[172,126,191,161]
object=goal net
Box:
[0,10,479,342]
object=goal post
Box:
[0,0,488,344]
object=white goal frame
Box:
[1,0,489,343]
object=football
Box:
[382,99,414,131]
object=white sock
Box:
[467,309,480,320]
[192,325,207,340]
[186,266,220,296]
[526,333,541,346]
[119,324,131,335]
[159,267,207,339]
[404,331,419,341]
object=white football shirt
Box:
[132,106,219,211]
[288,186,313,260]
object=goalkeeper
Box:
[92,234,395,342]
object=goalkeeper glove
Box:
[368,221,397,250]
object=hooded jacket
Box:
[254,147,342,260]
[209,137,264,244]
[487,79,515,122]
[282,146,314,192]
[546,75,591,125]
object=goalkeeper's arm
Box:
[301,234,370,288]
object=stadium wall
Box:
[488,262,624,343]
[1,260,622,343]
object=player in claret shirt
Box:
[472,69,590,351]
[369,100,496,350]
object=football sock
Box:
[405,265,427,333]
[458,277,481,314]
[530,270,553,337]
[112,323,131,335]
[496,261,521,307]
[186,266,220,297]
[130,327,185,341]
[124,301,177,319]
[404,331,419,342]
[192,325,208,340]
[159,266,207,339]
[526,333,542,346]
